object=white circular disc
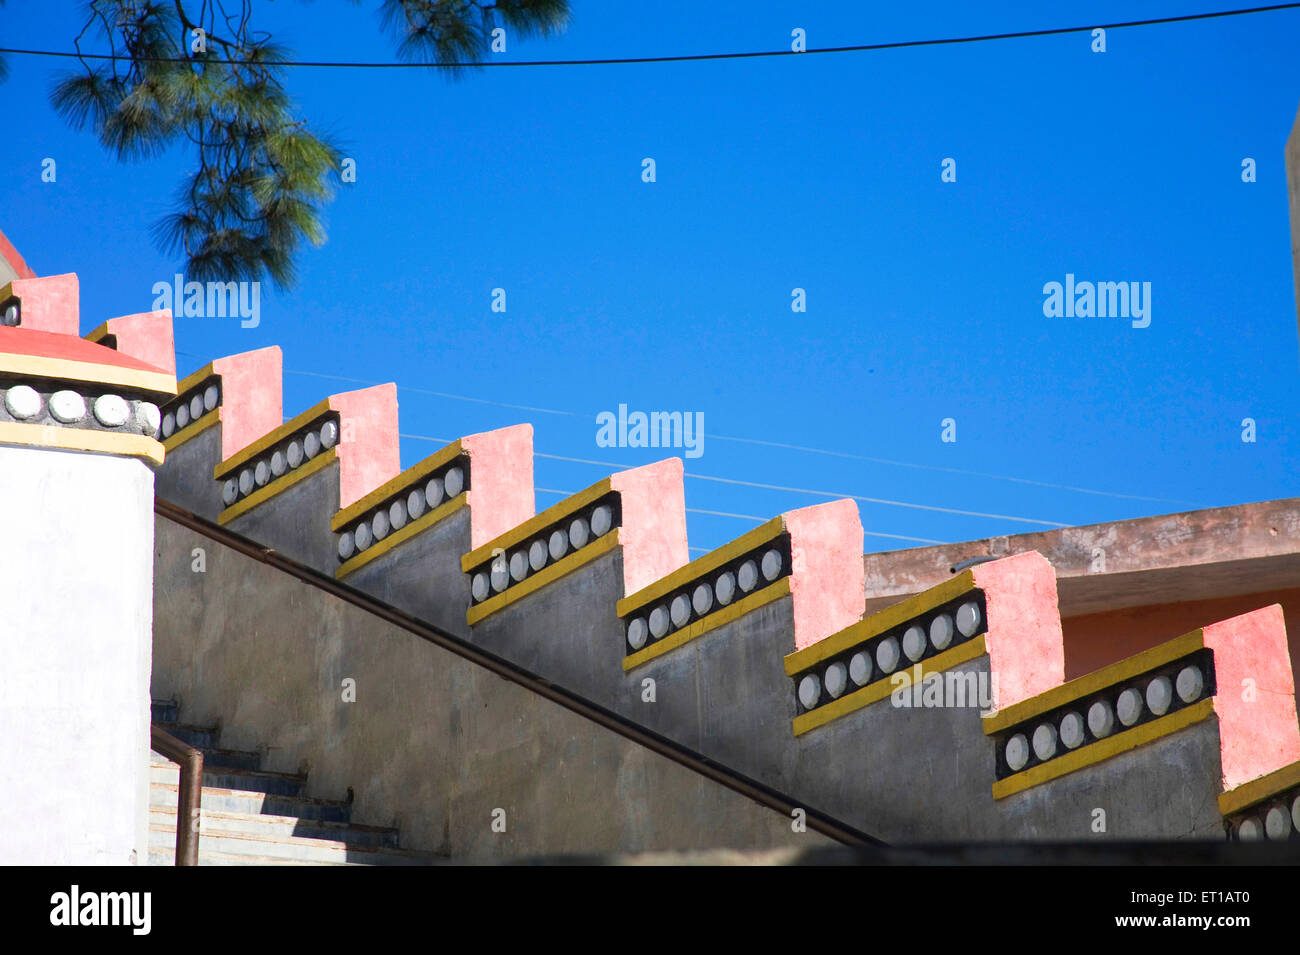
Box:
[590,505,613,537]
[1176,665,1204,703]
[692,583,713,616]
[338,532,355,560]
[444,467,464,498]
[49,390,86,423]
[627,618,649,650]
[930,614,955,651]
[649,606,670,638]
[569,517,590,550]
[270,451,286,477]
[715,571,736,605]
[955,601,982,637]
[425,477,445,507]
[548,529,568,561]
[876,636,901,674]
[529,540,548,571]
[670,594,691,628]
[903,624,926,662]
[471,572,489,602]
[509,551,528,582]
[354,522,373,551]
[1117,687,1144,727]
[1005,734,1030,772]
[798,674,821,710]
[4,385,40,420]
[1146,675,1173,716]
[737,560,758,593]
[761,549,782,581]
[407,488,427,519]
[389,499,408,529]
[303,432,321,459]
[824,662,848,699]
[1032,723,1057,761]
[849,651,873,686]
[372,510,390,540]
[203,384,219,411]
[93,394,130,427]
[1088,700,1115,738]
[287,441,303,467]
[1059,711,1085,749]
[320,420,339,449]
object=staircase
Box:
[148,701,435,866]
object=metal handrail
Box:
[150,724,203,866]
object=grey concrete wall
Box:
[343,505,473,638]
[467,548,1228,841]
[0,444,154,864]
[155,425,223,521]
[151,514,826,857]
[226,463,340,574]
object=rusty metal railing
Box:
[151,724,203,866]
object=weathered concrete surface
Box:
[152,515,826,857]
[155,424,223,520]
[469,548,1228,841]
[0,444,154,864]
[863,498,1300,685]
[343,505,473,638]
[225,463,341,574]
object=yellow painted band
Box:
[1218,760,1300,817]
[0,420,165,465]
[215,396,332,478]
[981,629,1205,734]
[337,495,469,579]
[333,440,463,531]
[84,321,111,343]
[622,577,793,672]
[162,411,219,452]
[217,448,336,525]
[616,516,786,618]
[792,635,988,736]
[174,362,217,396]
[462,476,614,572]
[466,529,621,626]
[783,570,976,676]
[991,697,1216,800]
[0,350,176,396]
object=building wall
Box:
[0,444,154,864]
[1064,587,1300,682]
[151,514,828,857]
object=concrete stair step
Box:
[153,722,220,749]
[150,781,353,823]
[151,700,179,723]
[147,807,399,847]
[148,848,350,866]
[151,746,261,771]
[150,761,306,797]
[148,824,432,865]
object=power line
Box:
[534,487,947,547]
[280,368,1192,506]
[2,4,1296,69]
[407,440,1067,527]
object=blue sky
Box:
[2,2,1298,555]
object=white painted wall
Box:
[0,443,155,864]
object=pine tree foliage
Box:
[26,1,571,288]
